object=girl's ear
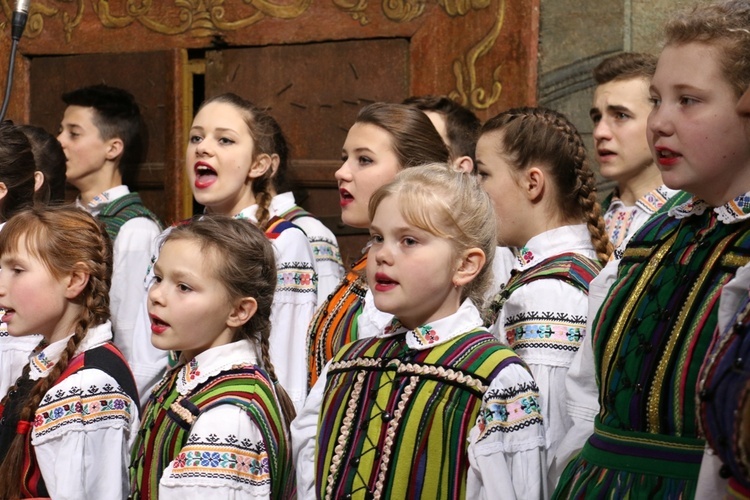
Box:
[453,247,486,287]
[249,154,273,180]
[64,264,91,299]
[269,153,281,177]
[524,166,546,203]
[227,297,258,328]
[0,181,7,202]
[453,155,474,173]
[33,171,45,192]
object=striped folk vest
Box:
[307,254,368,388]
[315,329,524,499]
[129,366,294,499]
[589,209,750,481]
[97,192,162,241]
[486,252,602,327]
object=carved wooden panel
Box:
[1,0,538,120]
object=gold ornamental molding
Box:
[1,0,313,41]
[1,0,509,112]
[443,0,505,110]
[333,0,425,25]
[332,0,370,25]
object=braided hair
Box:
[162,215,295,427]
[482,107,612,264]
[0,206,112,498]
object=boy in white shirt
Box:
[57,84,162,374]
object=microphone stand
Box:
[0,4,29,121]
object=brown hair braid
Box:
[0,205,112,498]
[482,107,612,264]
[195,93,278,229]
[163,215,296,427]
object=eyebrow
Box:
[590,104,632,118]
[189,126,238,134]
[344,147,375,155]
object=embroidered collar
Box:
[77,185,131,215]
[608,185,677,214]
[515,224,596,270]
[28,322,113,381]
[378,300,485,350]
[233,204,260,223]
[175,340,260,394]
[668,192,750,224]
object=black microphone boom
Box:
[0,0,31,121]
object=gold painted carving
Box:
[444,0,505,110]
[3,0,312,41]
[94,0,312,37]
[1,0,84,42]
[333,0,370,25]
[382,0,426,23]
[332,0,425,25]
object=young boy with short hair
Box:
[57,84,162,370]
[590,53,678,252]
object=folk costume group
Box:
[1,1,750,499]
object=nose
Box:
[372,239,393,266]
[148,279,164,306]
[592,118,610,142]
[193,137,213,157]
[335,160,351,183]
[648,103,673,137]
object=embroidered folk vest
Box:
[129,366,294,500]
[97,192,162,241]
[593,210,750,440]
[307,254,368,388]
[315,329,524,499]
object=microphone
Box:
[0,0,31,120]
[11,0,30,41]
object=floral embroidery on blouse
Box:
[383,319,403,336]
[518,248,534,265]
[476,381,542,441]
[504,311,586,353]
[670,193,750,223]
[168,433,272,487]
[311,238,343,265]
[409,325,440,346]
[182,358,201,383]
[276,262,317,294]
[34,383,133,438]
[30,351,55,373]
